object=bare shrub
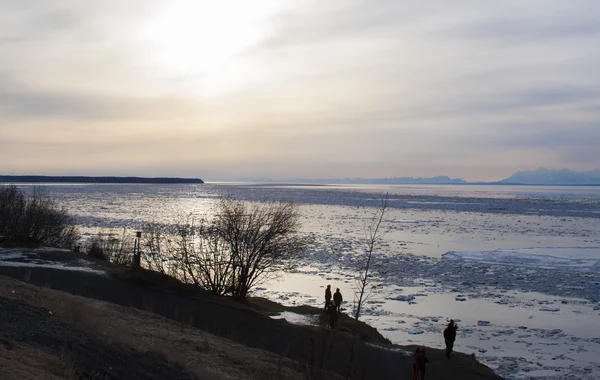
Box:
[84,229,134,265]
[0,185,78,248]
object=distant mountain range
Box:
[282,176,467,185]
[252,168,600,185]
[497,168,600,185]
[242,176,466,185]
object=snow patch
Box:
[270,312,319,326]
[0,260,106,275]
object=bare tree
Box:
[191,226,236,296]
[214,199,305,301]
[139,199,305,301]
[141,218,218,288]
[346,194,389,379]
[353,194,389,322]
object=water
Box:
[13,182,600,379]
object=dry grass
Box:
[0,339,74,380]
[0,276,321,380]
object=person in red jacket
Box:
[412,347,421,380]
[417,348,429,380]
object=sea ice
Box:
[443,247,600,273]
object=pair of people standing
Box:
[411,348,429,380]
[410,319,456,380]
[324,285,343,313]
[325,285,343,329]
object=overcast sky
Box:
[1,0,599,181]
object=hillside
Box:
[0,248,503,380]
[0,276,327,380]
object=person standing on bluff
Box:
[443,319,458,358]
[417,348,429,380]
[333,288,343,313]
[324,285,332,310]
[411,347,421,380]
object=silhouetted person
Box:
[412,347,421,380]
[327,301,338,329]
[443,319,458,358]
[333,288,343,313]
[325,285,332,310]
[417,348,429,380]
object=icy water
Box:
[16,182,600,379]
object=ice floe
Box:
[443,247,600,273]
[539,307,560,312]
[388,295,415,302]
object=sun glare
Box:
[141,1,278,81]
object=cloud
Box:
[1,0,599,180]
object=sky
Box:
[1,0,599,182]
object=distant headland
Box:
[0,176,204,184]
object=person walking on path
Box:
[417,348,429,380]
[443,319,458,358]
[327,301,338,329]
[411,347,421,380]
[333,288,343,313]
[324,285,332,311]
